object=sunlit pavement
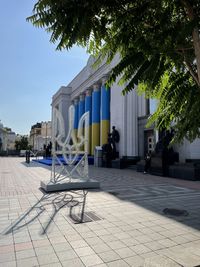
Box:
[1,157,200,267]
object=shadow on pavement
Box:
[87,166,200,232]
[21,160,51,170]
[2,190,88,235]
[104,182,200,231]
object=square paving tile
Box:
[57,249,78,261]
[61,258,85,267]
[115,247,136,258]
[80,254,103,266]
[16,248,36,260]
[74,246,95,257]
[91,243,111,254]
[0,252,15,263]
[107,240,126,250]
[124,255,145,266]
[107,259,129,266]
[37,253,59,265]
[16,256,39,267]
[130,244,152,254]
[98,250,120,263]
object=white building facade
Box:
[0,123,18,152]
[29,121,52,151]
[52,56,200,162]
[0,122,7,151]
[7,131,16,150]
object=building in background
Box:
[51,55,200,162]
[0,121,8,151]
[6,129,16,150]
[0,122,18,152]
[29,121,51,151]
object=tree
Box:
[27,0,200,142]
[15,136,29,151]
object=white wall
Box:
[110,82,140,157]
[137,94,147,117]
[175,138,200,162]
[125,90,138,156]
[110,80,124,156]
[52,86,72,137]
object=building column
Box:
[85,89,92,154]
[78,93,85,120]
[100,76,110,146]
[73,98,79,138]
[91,84,101,155]
[78,94,85,150]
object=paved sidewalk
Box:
[0,157,200,267]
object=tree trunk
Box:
[192,28,200,85]
[181,0,200,86]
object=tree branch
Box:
[192,28,200,85]
[181,0,194,20]
[181,0,200,85]
[184,59,200,86]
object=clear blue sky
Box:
[0,0,89,135]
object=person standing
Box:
[144,152,151,174]
[111,126,120,159]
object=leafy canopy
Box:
[27,0,200,142]
[15,136,29,150]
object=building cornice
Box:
[70,63,111,99]
[52,53,121,103]
[52,86,72,105]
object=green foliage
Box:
[146,70,200,142]
[15,136,29,151]
[27,0,200,142]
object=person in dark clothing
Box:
[49,141,52,151]
[0,137,2,151]
[144,152,151,174]
[25,149,30,163]
[106,133,113,167]
[45,142,52,158]
[102,133,113,167]
[111,126,120,159]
